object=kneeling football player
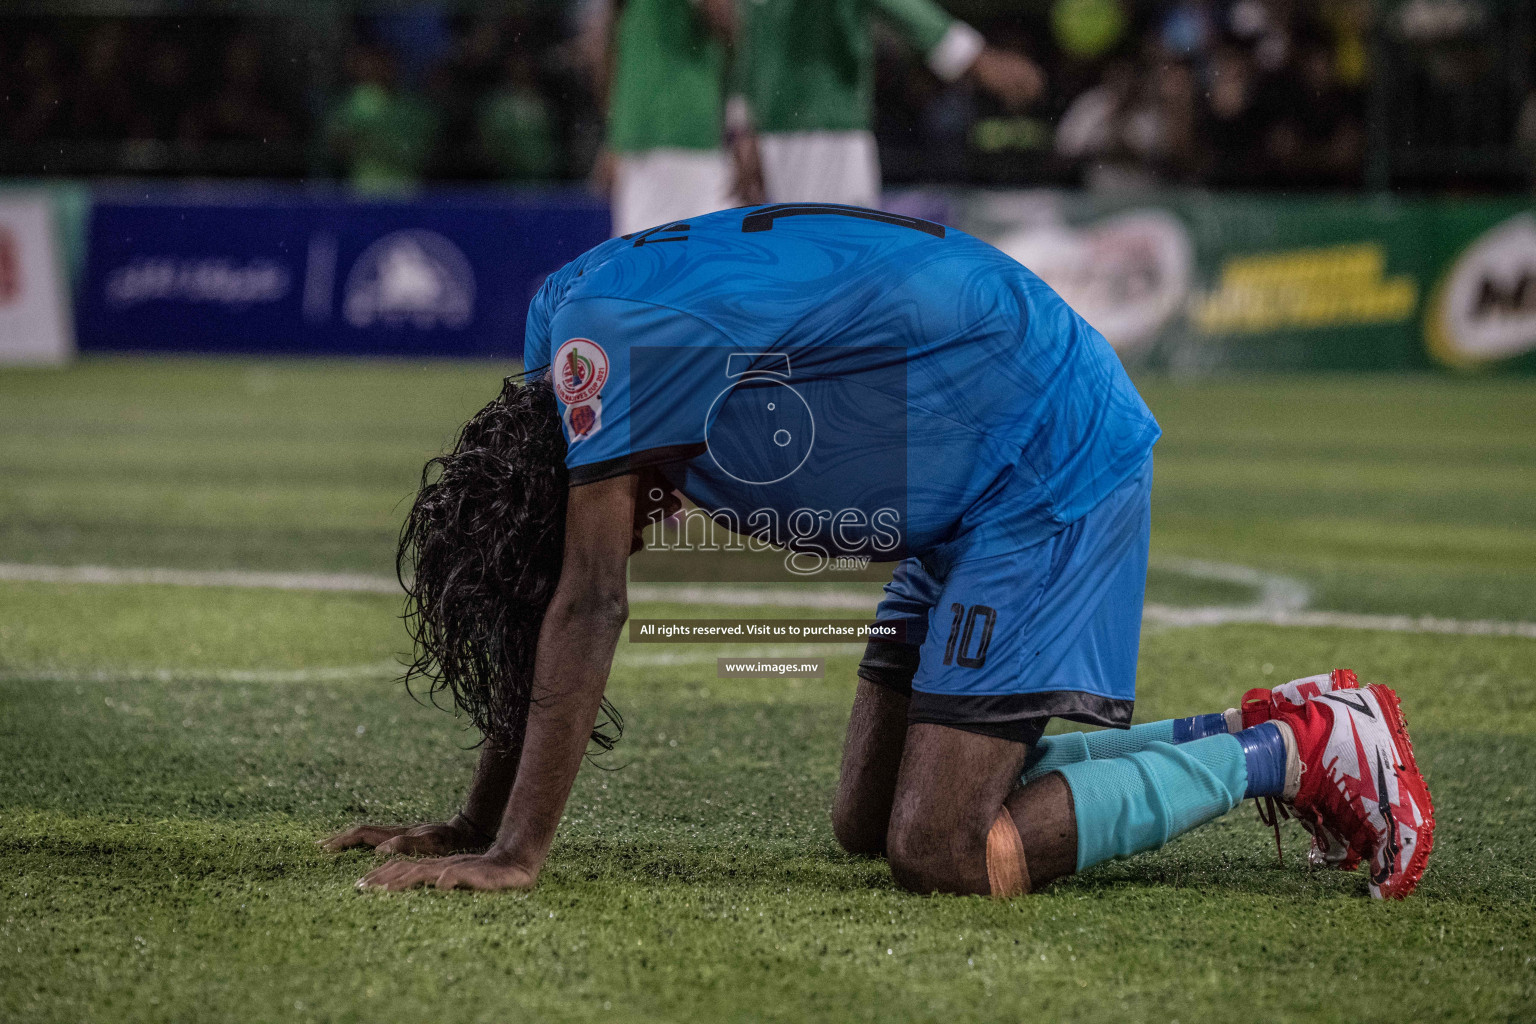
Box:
[325,205,1433,899]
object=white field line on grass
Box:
[0,563,402,594]
[0,661,403,685]
[0,564,871,608]
[2,561,1534,639]
[1150,556,1311,614]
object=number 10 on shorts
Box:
[943,604,997,669]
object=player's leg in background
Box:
[610,147,734,237]
[833,558,940,856]
[758,130,881,207]
[832,679,910,856]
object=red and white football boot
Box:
[1234,669,1362,868]
[1273,684,1436,899]
[1238,669,1360,729]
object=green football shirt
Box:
[738,0,978,135]
[478,86,559,180]
[608,0,726,153]
[325,84,440,194]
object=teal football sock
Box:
[1023,712,1238,784]
[1023,719,1178,782]
[1057,734,1248,872]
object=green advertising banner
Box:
[946,191,1536,373]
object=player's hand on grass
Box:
[356,852,538,893]
[320,813,493,856]
[969,47,1045,110]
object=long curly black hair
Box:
[397,374,622,755]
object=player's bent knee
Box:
[885,822,985,896]
[886,844,980,896]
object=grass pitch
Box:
[2,359,1534,1023]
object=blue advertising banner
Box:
[78,189,610,358]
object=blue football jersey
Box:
[523,204,1160,562]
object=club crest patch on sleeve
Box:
[553,338,609,405]
[564,398,602,441]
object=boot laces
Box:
[1254,796,1290,865]
[1253,760,1305,865]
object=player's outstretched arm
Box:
[967,46,1045,111]
[870,0,1045,110]
[357,474,638,893]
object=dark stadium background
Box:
[1,0,1530,190]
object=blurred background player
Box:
[581,0,747,236]
[325,41,440,195]
[733,0,1046,208]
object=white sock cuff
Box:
[1275,721,1302,801]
